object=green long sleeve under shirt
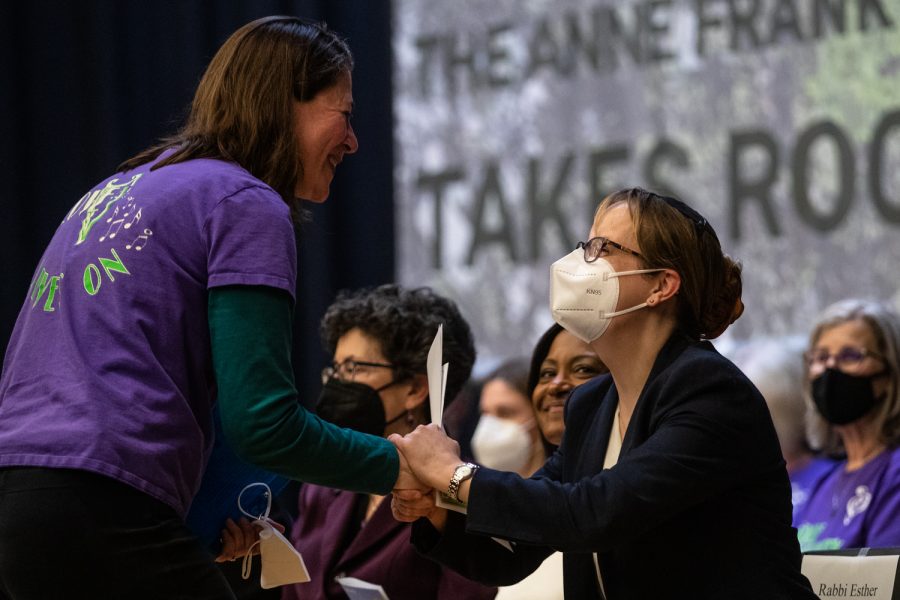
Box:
[208,285,398,495]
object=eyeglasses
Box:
[321,358,395,384]
[575,236,643,262]
[804,347,884,371]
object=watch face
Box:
[458,464,474,478]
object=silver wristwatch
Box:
[447,462,479,502]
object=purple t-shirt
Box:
[794,446,900,552]
[0,155,296,516]
[790,457,839,522]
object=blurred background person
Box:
[794,299,900,552]
[282,284,496,600]
[731,337,838,520]
[471,358,543,476]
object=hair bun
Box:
[701,256,743,339]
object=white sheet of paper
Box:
[336,576,390,600]
[441,363,448,407]
[427,324,445,428]
[426,325,467,513]
[801,554,898,600]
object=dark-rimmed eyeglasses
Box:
[575,236,643,262]
[804,347,884,371]
[321,358,395,384]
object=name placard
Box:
[802,553,899,600]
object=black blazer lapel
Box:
[566,379,619,482]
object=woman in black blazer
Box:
[391,188,818,599]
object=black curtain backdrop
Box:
[0,0,395,405]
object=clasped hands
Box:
[389,423,462,527]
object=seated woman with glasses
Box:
[793,299,900,552]
[281,284,496,600]
[391,188,819,599]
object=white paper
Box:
[801,553,898,600]
[441,362,448,407]
[426,325,468,514]
[336,576,390,600]
[427,324,445,428]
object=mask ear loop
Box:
[241,540,262,581]
[599,268,667,319]
[238,482,273,521]
[237,482,273,581]
[605,267,665,279]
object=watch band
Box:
[447,462,479,503]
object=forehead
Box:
[815,319,877,349]
[480,379,529,410]
[333,327,385,360]
[319,70,353,106]
[545,330,593,362]
[589,203,638,248]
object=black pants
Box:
[0,467,236,600]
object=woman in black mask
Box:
[794,299,900,552]
[282,284,496,600]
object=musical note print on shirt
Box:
[72,174,143,245]
[126,229,153,251]
[99,198,141,242]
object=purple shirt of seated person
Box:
[794,446,900,552]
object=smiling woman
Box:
[526,324,607,449]
[0,16,410,600]
[292,70,359,201]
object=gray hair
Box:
[803,299,900,454]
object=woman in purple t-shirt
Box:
[0,16,417,600]
[794,299,900,551]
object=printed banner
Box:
[394,0,900,358]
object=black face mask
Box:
[811,368,885,425]
[315,378,405,436]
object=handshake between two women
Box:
[389,424,469,528]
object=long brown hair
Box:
[595,188,744,340]
[118,16,353,220]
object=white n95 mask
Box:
[238,483,310,589]
[256,521,310,589]
[471,414,533,473]
[550,249,663,343]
